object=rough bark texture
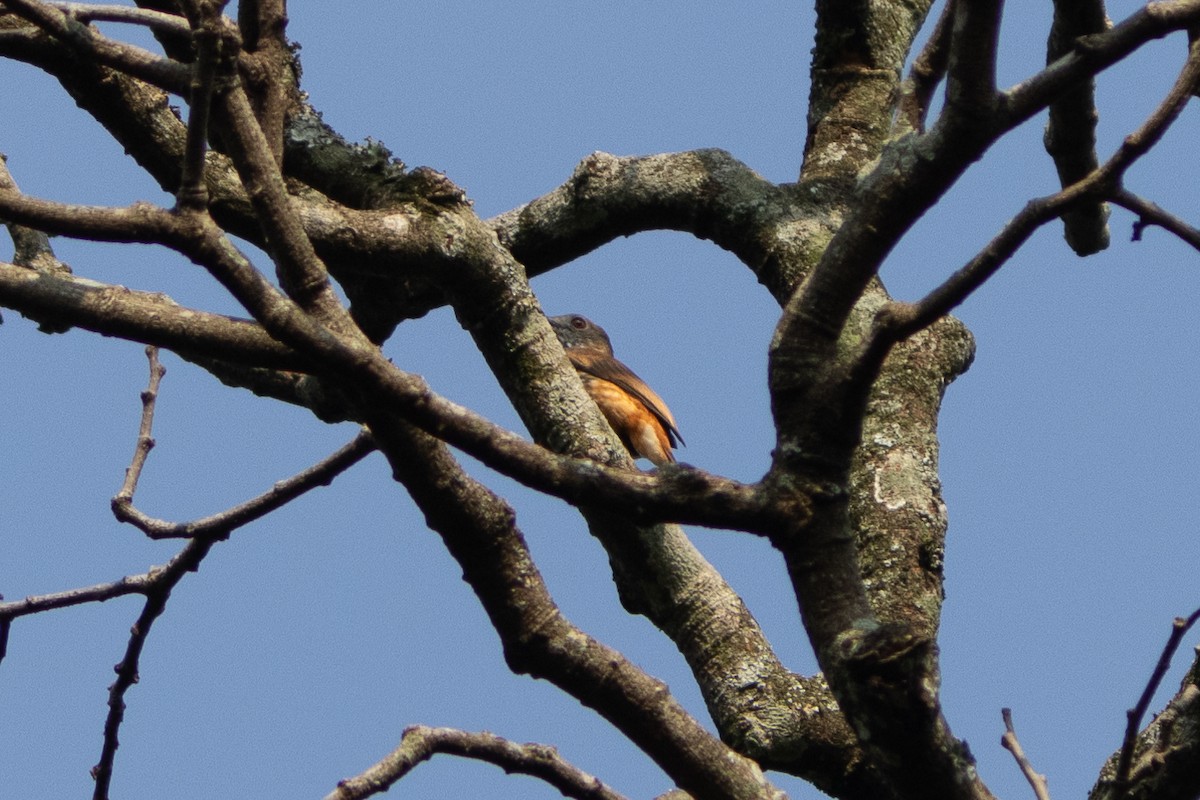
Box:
[3,2,1200,799]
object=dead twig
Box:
[1001,708,1052,800]
[1113,607,1200,797]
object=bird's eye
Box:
[571,317,587,330]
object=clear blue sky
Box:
[3,2,1199,798]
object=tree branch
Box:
[0,259,315,366]
[1113,189,1200,249]
[1001,708,1052,800]
[896,0,956,134]
[859,33,1200,366]
[1113,608,1200,797]
[174,1,219,209]
[90,346,217,800]
[363,414,785,800]
[1044,0,1111,255]
[945,0,1002,114]
[1002,0,1200,128]
[1,0,190,93]
[326,726,630,800]
[46,2,190,37]
[110,349,376,539]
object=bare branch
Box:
[0,154,71,282]
[859,37,1200,366]
[945,0,1002,113]
[0,573,154,622]
[1,0,189,94]
[896,0,956,134]
[46,2,190,37]
[1003,0,1200,128]
[111,345,166,510]
[326,725,630,800]
[113,428,377,539]
[489,149,789,298]
[90,351,218,800]
[1044,0,1111,255]
[1113,189,1200,249]
[175,5,220,209]
[364,415,785,800]
[0,262,312,369]
[210,66,358,333]
[1114,608,1200,796]
[1001,709,1052,800]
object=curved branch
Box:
[490,149,784,281]
[326,726,629,800]
[1,0,190,93]
[48,3,190,36]
[113,429,377,540]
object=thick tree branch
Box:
[326,726,629,800]
[47,2,190,37]
[490,150,784,288]
[802,0,935,187]
[1044,0,1111,255]
[945,0,1002,113]
[0,262,312,369]
[364,413,784,800]
[174,2,219,209]
[1,0,190,93]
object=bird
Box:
[548,314,684,466]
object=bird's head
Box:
[548,314,615,355]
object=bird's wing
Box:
[566,350,685,447]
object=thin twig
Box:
[325,725,630,800]
[1113,607,1200,797]
[1112,188,1200,249]
[112,429,377,539]
[112,346,165,507]
[91,347,197,800]
[0,574,155,622]
[1001,708,1052,800]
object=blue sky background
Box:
[2,2,1199,799]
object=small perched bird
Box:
[549,314,684,466]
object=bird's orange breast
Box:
[579,374,675,466]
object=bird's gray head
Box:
[548,314,614,355]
